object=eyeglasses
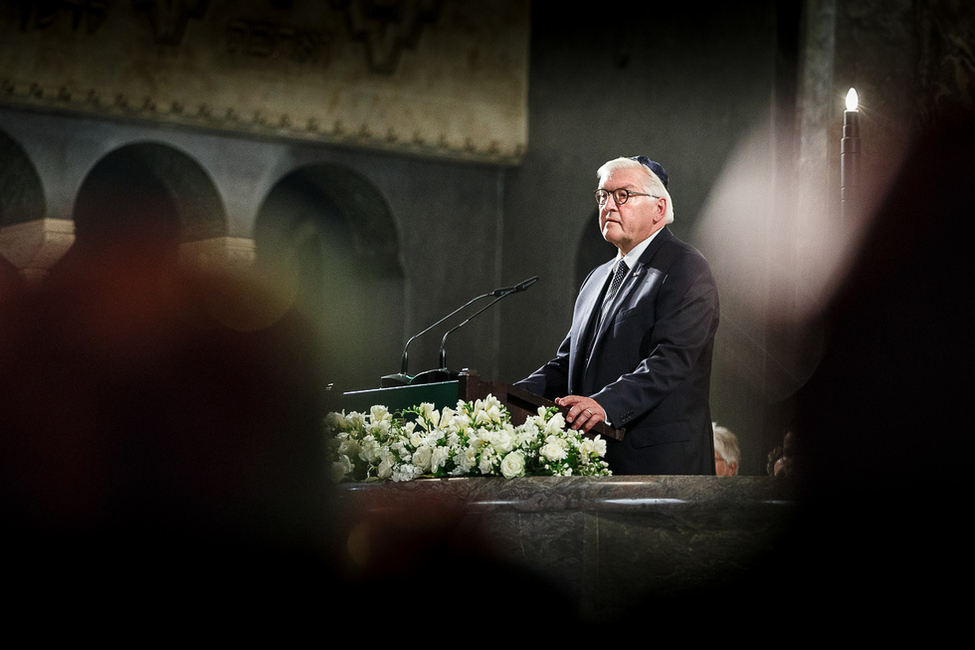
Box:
[594,188,659,206]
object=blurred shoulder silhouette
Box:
[0,172,336,618]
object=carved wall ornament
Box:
[330,0,445,74]
[17,0,109,34]
[132,0,210,46]
[0,0,529,164]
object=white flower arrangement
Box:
[325,394,611,482]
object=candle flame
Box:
[846,88,859,111]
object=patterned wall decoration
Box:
[0,0,529,163]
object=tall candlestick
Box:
[841,88,860,220]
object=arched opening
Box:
[55,141,227,274]
[0,128,46,289]
[72,141,225,245]
[0,128,46,228]
[255,164,405,392]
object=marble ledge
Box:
[333,475,799,626]
[335,475,797,512]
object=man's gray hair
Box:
[596,157,674,223]
[712,423,740,471]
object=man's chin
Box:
[601,225,621,245]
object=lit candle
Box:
[841,88,860,219]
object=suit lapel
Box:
[569,258,614,391]
[585,264,638,374]
[580,228,674,388]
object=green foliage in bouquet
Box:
[325,394,612,482]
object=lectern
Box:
[338,370,624,441]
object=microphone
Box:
[380,276,538,386]
[436,275,538,372]
[511,275,540,293]
[491,275,538,297]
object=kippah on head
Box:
[630,155,669,189]
[596,155,674,223]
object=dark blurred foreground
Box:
[0,222,336,627]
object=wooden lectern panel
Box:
[457,372,624,441]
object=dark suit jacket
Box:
[516,227,719,475]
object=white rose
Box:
[541,436,568,462]
[500,451,526,479]
[488,428,515,454]
[337,437,360,458]
[412,446,433,473]
[544,412,567,435]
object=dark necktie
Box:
[606,259,628,303]
[585,260,628,364]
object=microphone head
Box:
[514,276,539,292]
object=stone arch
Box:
[254,163,405,391]
[0,128,45,228]
[0,127,52,283]
[71,141,227,247]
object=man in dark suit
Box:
[516,156,719,475]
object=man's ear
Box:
[653,197,668,222]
